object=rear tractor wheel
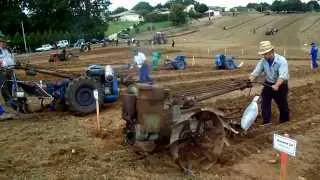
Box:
[65,78,103,115]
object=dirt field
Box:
[1,13,320,179]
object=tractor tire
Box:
[175,61,186,70]
[66,53,73,61]
[65,78,103,115]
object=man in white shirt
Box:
[132,48,152,83]
[0,37,15,67]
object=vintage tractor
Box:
[49,49,79,62]
[164,56,187,70]
[265,27,279,36]
[215,54,243,70]
[0,64,120,114]
[152,32,168,45]
[122,79,252,173]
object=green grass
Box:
[139,21,171,32]
[106,21,172,36]
[106,21,137,35]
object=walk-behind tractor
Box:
[164,55,187,70]
[122,79,252,173]
[0,64,119,115]
[215,54,243,70]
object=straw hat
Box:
[258,41,274,55]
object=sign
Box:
[93,89,98,100]
[273,134,297,157]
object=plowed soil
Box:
[1,13,320,180]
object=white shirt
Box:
[133,52,146,68]
[0,48,15,67]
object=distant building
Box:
[208,6,225,12]
[154,8,170,15]
[184,5,196,13]
[110,11,144,22]
[205,10,222,17]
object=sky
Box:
[109,0,310,11]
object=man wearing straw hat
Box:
[249,41,290,125]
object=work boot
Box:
[0,113,14,121]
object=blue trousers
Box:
[0,105,5,115]
[139,63,152,83]
[311,58,318,69]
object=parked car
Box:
[118,32,130,39]
[73,39,86,48]
[90,38,99,44]
[35,44,53,52]
[57,40,69,48]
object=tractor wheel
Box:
[65,78,103,114]
[66,53,73,61]
[83,46,89,53]
[170,111,226,171]
[175,61,186,70]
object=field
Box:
[1,13,320,180]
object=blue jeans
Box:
[311,58,318,69]
[139,63,152,83]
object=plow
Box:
[122,79,253,173]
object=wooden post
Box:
[280,134,289,180]
[192,56,195,66]
[225,48,227,56]
[93,90,100,132]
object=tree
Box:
[271,0,283,11]
[154,3,164,9]
[169,4,187,26]
[0,0,28,36]
[195,3,208,14]
[270,0,309,12]
[132,1,154,13]
[246,2,270,12]
[307,1,320,11]
[112,7,128,14]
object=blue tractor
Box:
[164,55,187,70]
[0,64,120,115]
[215,54,242,70]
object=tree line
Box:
[0,0,110,52]
[247,0,320,12]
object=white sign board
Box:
[93,89,99,100]
[273,134,297,157]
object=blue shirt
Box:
[251,53,289,83]
[0,48,15,67]
[311,45,318,60]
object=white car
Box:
[36,44,53,52]
[57,40,69,48]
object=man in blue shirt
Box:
[310,42,318,72]
[0,34,14,120]
[249,41,290,125]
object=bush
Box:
[169,4,187,26]
[145,12,169,22]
